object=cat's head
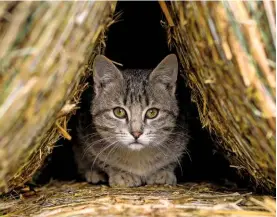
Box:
[91,54,179,150]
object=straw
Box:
[0,1,116,193]
[162,1,276,193]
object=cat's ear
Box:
[149,54,178,95]
[93,55,123,95]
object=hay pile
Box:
[0,182,275,217]
[161,1,276,192]
[0,0,275,198]
[0,1,116,193]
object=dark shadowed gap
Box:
[34,1,248,190]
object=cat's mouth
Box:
[128,142,144,150]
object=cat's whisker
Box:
[82,136,117,159]
[102,143,120,168]
[161,137,191,165]
[91,140,119,168]
[81,132,100,139]
[183,149,192,162]
[158,143,184,175]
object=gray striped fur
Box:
[73,54,189,187]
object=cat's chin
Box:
[128,142,145,151]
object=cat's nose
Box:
[131,131,142,139]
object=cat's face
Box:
[91,54,179,150]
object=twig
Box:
[159,1,175,27]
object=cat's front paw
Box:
[146,170,177,185]
[85,170,107,184]
[109,172,142,187]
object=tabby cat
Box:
[73,54,189,187]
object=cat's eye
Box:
[113,107,127,119]
[145,108,159,119]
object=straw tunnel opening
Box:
[1,3,276,217]
[34,2,250,191]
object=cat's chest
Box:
[107,149,172,176]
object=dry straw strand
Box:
[0,1,116,193]
[164,1,276,193]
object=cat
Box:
[73,54,189,187]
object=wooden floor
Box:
[0,182,275,217]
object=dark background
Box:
[35,2,246,190]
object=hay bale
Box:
[0,1,116,193]
[0,182,275,216]
[162,1,276,192]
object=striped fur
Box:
[73,54,189,187]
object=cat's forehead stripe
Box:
[123,70,150,107]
